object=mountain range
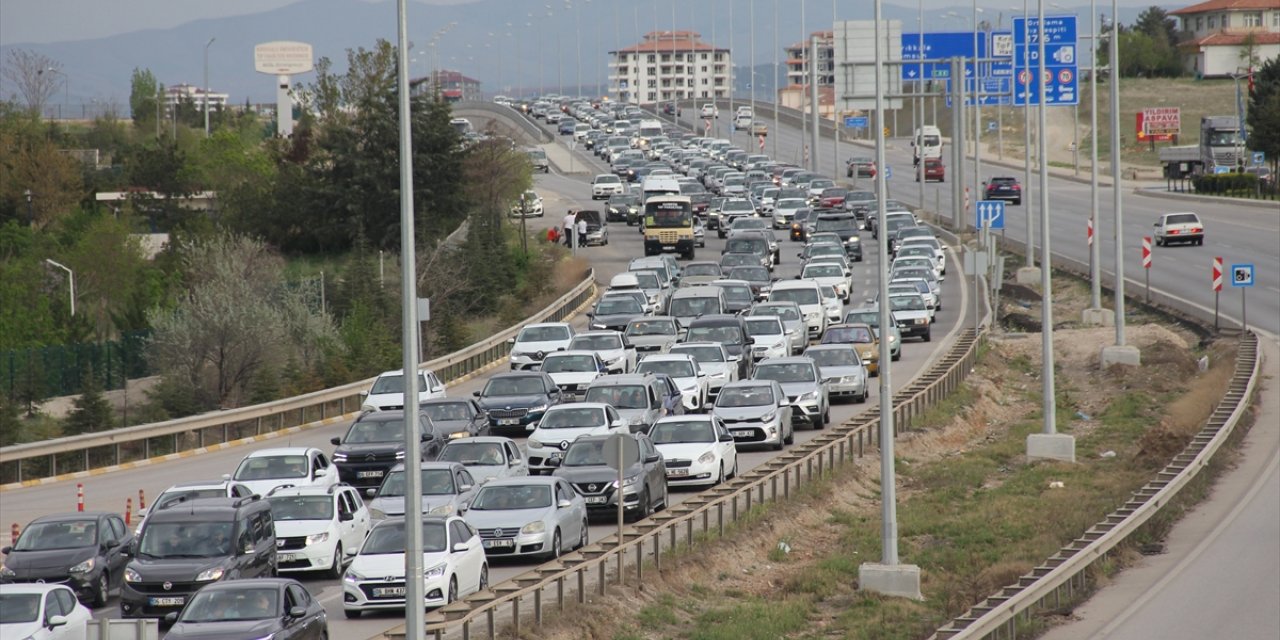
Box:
[0,0,1150,114]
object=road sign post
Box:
[1231,263,1254,332]
[1142,236,1152,302]
[1213,256,1223,330]
[603,433,637,580]
[1012,15,1079,107]
[978,200,1006,230]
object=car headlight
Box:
[343,569,365,582]
[424,563,447,580]
[888,335,897,344]
[798,391,818,403]
[395,450,406,460]
[916,318,928,325]
[528,438,544,449]
[195,567,225,582]
[69,558,96,574]
[842,374,862,384]
[306,532,330,547]
[521,521,546,534]
[806,312,819,321]
[618,474,643,488]
[697,451,716,464]
[369,507,387,520]
[124,567,141,583]
[429,504,456,516]
[591,323,607,330]
[332,453,348,462]
[449,431,469,439]
[761,411,777,423]
[528,404,549,414]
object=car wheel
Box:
[344,609,362,619]
[857,391,868,404]
[772,436,784,451]
[633,489,651,522]
[823,406,831,425]
[923,330,932,342]
[578,520,589,549]
[479,564,489,592]
[731,456,739,478]
[447,576,458,604]
[1197,237,1204,246]
[327,543,344,579]
[548,529,562,560]
[92,572,110,608]
[892,352,901,362]
[784,424,795,445]
[716,462,725,485]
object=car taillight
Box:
[1170,229,1180,234]
[1191,227,1202,233]
[1013,184,1021,191]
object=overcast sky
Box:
[2,0,1169,45]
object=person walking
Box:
[562,210,576,248]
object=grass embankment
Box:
[511,288,1237,640]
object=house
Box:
[1172,0,1280,77]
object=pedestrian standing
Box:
[562,210,576,247]
[576,217,588,247]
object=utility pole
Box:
[1083,0,1111,326]
[810,34,820,172]
[204,38,216,138]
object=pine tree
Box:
[64,365,114,435]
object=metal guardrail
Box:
[452,101,553,143]
[929,331,1260,640]
[0,270,597,485]
[378,326,985,640]
[87,618,159,640]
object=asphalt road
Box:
[0,112,968,640]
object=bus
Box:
[642,196,696,260]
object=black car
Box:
[420,398,491,441]
[983,176,1022,205]
[119,496,277,620]
[0,511,132,607]
[473,371,564,435]
[163,578,327,639]
[607,194,641,223]
[684,315,752,380]
[550,433,668,522]
[330,410,441,489]
[812,213,863,262]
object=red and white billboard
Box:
[1136,107,1180,142]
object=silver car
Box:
[712,380,793,450]
[436,437,529,485]
[803,345,868,403]
[463,476,588,560]
[625,316,680,355]
[752,357,830,430]
[367,461,479,519]
[747,302,807,355]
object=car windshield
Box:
[542,355,599,373]
[471,485,553,510]
[179,587,280,622]
[686,325,743,344]
[637,359,696,378]
[771,288,819,306]
[596,175,620,184]
[369,373,428,395]
[890,295,926,311]
[895,268,934,282]
[672,346,725,363]
[571,335,623,351]
[610,195,639,207]
[804,265,844,278]
[517,326,570,342]
[845,312,880,327]
[627,319,676,337]
[720,254,756,268]
[716,386,775,408]
[483,376,546,397]
[806,348,860,366]
[633,273,660,289]
[755,362,816,383]
[267,495,334,521]
[361,521,448,555]
[584,385,650,409]
[719,285,753,303]
[13,520,97,550]
[540,407,606,429]
[423,402,472,422]
[1165,213,1199,225]
[754,306,800,323]
[732,219,770,230]
[154,488,226,511]
[670,296,720,317]
[345,419,405,443]
[684,264,721,277]
[745,318,783,336]
[650,420,716,444]
[723,200,754,213]
[378,469,457,497]
[898,247,933,259]
[826,326,874,344]
[596,298,643,315]
[815,217,857,232]
[0,593,40,623]
[438,442,507,466]
[564,438,639,467]
[810,180,834,189]
[728,266,770,282]
[726,239,765,254]
[234,455,308,481]
[139,522,235,558]
[777,198,806,210]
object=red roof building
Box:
[412,69,482,102]
[608,31,732,105]
[1171,0,1280,77]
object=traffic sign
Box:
[1212,256,1223,292]
[901,31,1013,83]
[978,200,1005,230]
[1231,263,1255,287]
[1012,15,1079,106]
[845,115,869,128]
[1087,218,1094,246]
[885,165,893,179]
[1253,151,1265,166]
[1142,237,1152,269]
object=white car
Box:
[266,484,371,578]
[591,174,626,199]
[508,323,575,371]
[134,479,255,535]
[436,436,529,485]
[341,515,487,617]
[635,353,709,412]
[897,236,946,275]
[649,415,738,487]
[801,262,853,302]
[819,285,844,325]
[537,350,607,399]
[700,104,719,118]
[362,369,446,413]
[0,583,92,640]
[567,331,637,375]
[668,342,738,400]
[231,447,340,498]
[768,280,828,339]
[744,316,791,362]
[526,403,628,473]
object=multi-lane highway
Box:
[0,108,969,639]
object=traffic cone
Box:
[77,483,84,512]
[125,498,133,527]
[138,489,146,511]
[9,523,17,547]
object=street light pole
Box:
[45,259,75,317]
[204,37,216,138]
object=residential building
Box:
[608,30,732,105]
[162,84,228,109]
[781,31,836,118]
[412,69,483,102]
[1172,0,1280,77]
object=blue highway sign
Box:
[1012,15,1079,106]
[978,200,1005,230]
[1230,264,1255,287]
[845,116,869,128]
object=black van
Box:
[118,496,276,620]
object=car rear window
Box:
[1165,214,1199,225]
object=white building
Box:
[608,31,732,105]
[1172,0,1280,78]
[163,84,230,109]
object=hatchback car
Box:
[668,342,739,400]
[508,323,575,371]
[266,484,370,578]
[537,350,607,399]
[983,176,1022,205]
[0,512,131,607]
[568,331,637,374]
[162,578,326,640]
[550,434,668,522]
[636,353,709,413]
[1153,212,1204,246]
[341,516,487,617]
[526,403,629,473]
[463,477,588,560]
[0,583,92,638]
[712,380,792,450]
[436,436,529,485]
[804,344,869,403]
[649,415,738,487]
[753,357,831,430]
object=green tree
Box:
[1247,56,1280,173]
[0,103,85,229]
[64,365,114,435]
[0,392,20,446]
[129,68,159,128]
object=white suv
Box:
[362,369,446,413]
[266,484,371,578]
[231,447,340,497]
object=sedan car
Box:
[526,403,629,473]
[366,461,479,518]
[1153,211,1204,246]
[0,583,92,639]
[588,296,647,333]
[744,315,791,362]
[636,353,709,413]
[846,156,876,178]
[162,578,326,640]
[463,477,588,560]
[472,371,564,435]
[436,436,529,485]
[649,415,738,487]
[772,198,808,229]
[508,323,575,371]
[820,323,880,375]
[341,516,487,617]
[712,380,793,450]
[624,317,680,355]
[0,512,132,607]
[888,293,933,341]
[752,357,830,430]
[801,262,853,302]
[844,308,901,361]
[747,302,808,356]
[568,331,637,374]
[591,174,626,199]
[607,193,642,224]
[803,344,868,403]
[550,434,668,522]
[537,350,607,399]
[232,447,339,498]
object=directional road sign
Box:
[845,116,869,128]
[1012,15,1078,106]
[1230,263,1255,287]
[977,200,1005,230]
[1213,257,1223,292]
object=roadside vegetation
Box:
[0,39,560,445]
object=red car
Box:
[917,158,945,182]
[818,187,849,209]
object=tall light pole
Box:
[773,0,780,156]
[204,37,216,138]
[1085,0,1107,319]
[45,259,75,317]
[572,1,582,96]
[1099,0,1140,368]
[973,5,985,214]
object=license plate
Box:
[499,418,520,426]
[667,469,690,477]
[585,496,608,505]
[732,430,753,437]
[280,553,298,562]
[484,539,515,548]
[149,597,184,607]
[550,452,563,461]
[357,470,383,478]
[373,587,406,597]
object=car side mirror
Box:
[289,605,308,618]
[472,391,481,398]
[557,498,574,509]
[546,458,562,467]
[365,488,377,498]
[359,390,369,398]
[330,437,341,446]
[794,275,801,279]
[125,540,137,557]
[611,419,625,429]
[0,546,9,555]
[339,510,354,522]
[779,398,788,407]
[645,454,661,463]
[162,612,179,625]
[452,542,471,553]
[586,312,594,319]
[421,431,434,441]
[242,543,254,556]
[1153,222,1160,227]
[459,483,474,492]
[719,433,734,442]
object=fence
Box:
[2,332,150,399]
[0,270,596,486]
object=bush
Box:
[1192,172,1259,194]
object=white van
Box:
[912,125,942,165]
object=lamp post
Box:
[45,259,75,317]
[204,37,216,138]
